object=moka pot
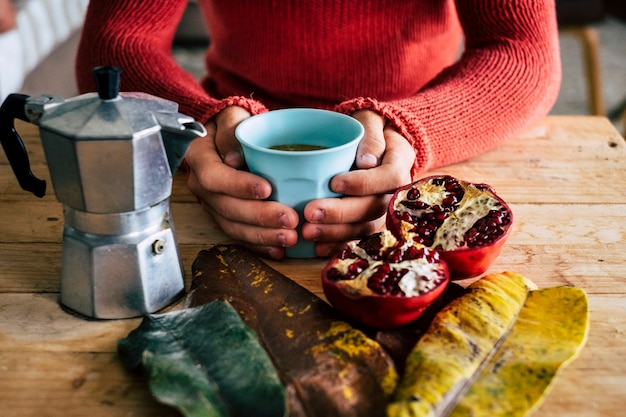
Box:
[0,66,206,319]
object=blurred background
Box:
[552,0,626,135]
[2,0,625,135]
[556,18,626,119]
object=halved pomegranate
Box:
[386,175,513,279]
[321,230,449,329]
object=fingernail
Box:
[252,183,264,199]
[310,227,322,241]
[277,233,288,246]
[334,180,348,194]
[223,151,243,167]
[310,209,324,223]
[316,245,332,257]
[266,247,283,259]
[359,153,378,168]
[278,212,290,228]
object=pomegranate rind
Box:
[386,175,514,280]
[322,274,448,329]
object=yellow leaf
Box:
[449,286,589,417]
[388,272,532,417]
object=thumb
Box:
[351,110,386,169]
[214,106,252,168]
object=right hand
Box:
[185,106,300,259]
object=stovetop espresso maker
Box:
[0,66,206,319]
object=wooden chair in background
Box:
[604,1,626,135]
[556,0,607,116]
[557,0,626,135]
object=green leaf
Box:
[118,300,287,417]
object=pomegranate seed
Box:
[326,267,343,281]
[346,259,368,278]
[338,248,352,260]
[388,248,403,263]
[378,264,392,274]
[444,178,460,191]
[402,200,428,210]
[434,212,447,222]
[358,234,384,259]
[401,211,414,223]
[442,195,457,206]
[466,229,479,240]
[417,227,430,236]
[406,188,420,200]
[404,245,425,260]
[366,264,407,296]
[463,207,511,248]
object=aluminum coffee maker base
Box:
[59,220,185,319]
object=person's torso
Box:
[199,0,463,108]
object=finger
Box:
[318,234,405,258]
[332,130,415,195]
[303,215,385,243]
[242,243,288,260]
[206,193,299,230]
[214,106,251,168]
[186,132,223,172]
[301,196,387,245]
[351,110,386,169]
[304,194,391,225]
[205,203,299,248]
[314,241,351,258]
[186,136,273,200]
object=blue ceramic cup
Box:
[235,108,364,258]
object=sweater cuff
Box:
[201,96,269,124]
[334,97,431,178]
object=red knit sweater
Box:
[75,0,561,178]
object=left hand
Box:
[301,109,416,256]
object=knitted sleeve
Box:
[334,0,561,179]
[74,0,267,124]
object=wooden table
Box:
[1,117,625,417]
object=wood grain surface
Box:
[1,117,625,416]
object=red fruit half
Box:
[386,175,513,279]
[321,230,449,329]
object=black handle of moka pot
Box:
[0,93,46,198]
